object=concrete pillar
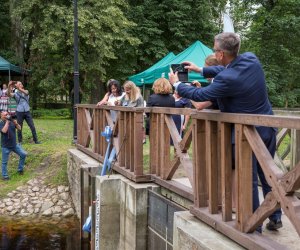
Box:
[94,175,159,250]
[173,211,242,250]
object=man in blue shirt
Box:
[169,32,282,232]
[0,111,27,180]
[8,81,40,144]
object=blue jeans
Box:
[1,144,27,178]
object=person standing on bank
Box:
[168,32,282,232]
[8,81,41,144]
[0,111,27,180]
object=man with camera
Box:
[169,32,282,232]
[0,111,27,181]
[8,81,40,144]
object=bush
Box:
[32,108,71,119]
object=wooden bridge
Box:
[76,104,300,249]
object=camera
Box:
[171,63,189,82]
[6,114,16,121]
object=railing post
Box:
[235,124,252,232]
[291,129,300,167]
[134,111,144,176]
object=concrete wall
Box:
[94,175,159,250]
[67,148,99,218]
[173,211,243,250]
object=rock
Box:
[59,192,69,201]
[27,208,34,214]
[42,208,53,217]
[29,192,36,197]
[64,186,70,192]
[0,203,5,209]
[39,193,48,198]
[41,201,54,212]
[57,200,65,206]
[6,206,13,212]
[32,186,40,192]
[34,208,40,213]
[10,210,18,216]
[53,206,62,214]
[62,208,74,217]
[58,186,65,193]
[5,201,13,206]
[7,193,14,198]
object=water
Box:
[0,216,84,250]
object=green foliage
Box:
[229,0,300,107]
[32,108,71,119]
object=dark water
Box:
[0,216,84,250]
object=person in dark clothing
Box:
[146,78,175,135]
[147,78,175,108]
[168,32,282,232]
[8,81,40,144]
[0,111,27,180]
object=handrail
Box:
[76,104,300,248]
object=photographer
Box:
[0,111,27,181]
[8,81,41,144]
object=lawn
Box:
[0,116,74,198]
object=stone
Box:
[27,208,34,214]
[58,186,65,193]
[53,206,62,214]
[29,192,36,197]
[64,187,70,192]
[0,203,5,208]
[41,201,54,212]
[32,186,40,192]
[57,200,65,206]
[59,192,69,201]
[62,208,74,217]
[6,206,13,212]
[10,210,18,216]
[34,208,40,213]
[5,201,13,206]
[7,193,14,198]
[42,208,53,217]
[39,193,48,198]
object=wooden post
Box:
[134,111,144,175]
[206,120,219,214]
[291,129,300,167]
[235,124,252,232]
[193,119,207,207]
[220,122,232,221]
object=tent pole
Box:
[142,84,145,100]
[9,69,11,81]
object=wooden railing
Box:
[76,104,300,249]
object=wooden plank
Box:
[165,157,181,180]
[161,114,170,179]
[244,192,280,233]
[77,144,104,163]
[206,120,219,214]
[280,161,300,193]
[124,112,130,169]
[220,122,232,221]
[152,176,194,201]
[118,111,125,167]
[149,114,158,174]
[235,124,253,232]
[179,123,193,152]
[93,109,100,154]
[190,206,288,250]
[276,128,290,149]
[130,112,135,172]
[112,164,152,183]
[291,129,300,167]
[134,112,143,176]
[193,120,207,207]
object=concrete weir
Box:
[67,149,243,250]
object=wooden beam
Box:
[280,160,300,193]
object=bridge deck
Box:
[173,177,299,249]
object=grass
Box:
[0,117,74,198]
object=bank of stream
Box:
[0,216,83,249]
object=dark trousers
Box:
[16,111,38,143]
[253,127,281,222]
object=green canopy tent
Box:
[152,40,213,84]
[128,40,213,86]
[129,52,176,86]
[0,56,28,81]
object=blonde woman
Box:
[147,78,175,108]
[120,81,144,107]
